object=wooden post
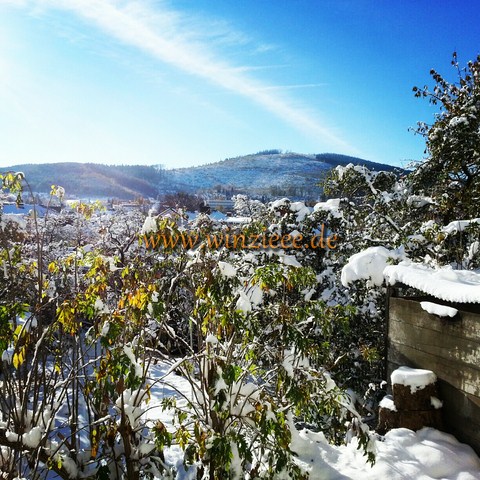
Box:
[377,366,443,435]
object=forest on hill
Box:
[3,153,400,200]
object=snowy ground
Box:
[146,362,480,480]
[291,427,480,480]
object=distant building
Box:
[206,199,235,213]
[158,207,182,218]
[113,202,141,210]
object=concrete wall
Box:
[388,296,480,454]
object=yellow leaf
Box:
[14,324,24,339]
[12,353,19,369]
[12,348,25,369]
[145,384,151,403]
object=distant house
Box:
[113,202,142,210]
[111,200,151,214]
[158,207,182,218]
[157,207,191,227]
[206,199,235,214]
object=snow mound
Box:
[379,395,397,412]
[341,246,405,287]
[313,198,342,218]
[292,427,480,480]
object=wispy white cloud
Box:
[253,43,278,54]
[11,0,358,153]
[228,64,290,74]
[259,83,328,91]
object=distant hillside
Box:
[165,152,401,198]
[1,163,165,199]
[314,153,400,172]
[3,153,401,199]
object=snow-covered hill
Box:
[163,152,398,198]
[3,152,399,199]
[165,153,325,194]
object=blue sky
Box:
[1,1,479,169]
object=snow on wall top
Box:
[384,261,480,304]
[391,366,437,392]
[420,301,458,318]
[342,246,480,304]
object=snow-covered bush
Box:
[232,194,266,217]
[151,233,373,478]
[0,177,176,479]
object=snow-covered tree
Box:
[412,52,480,222]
